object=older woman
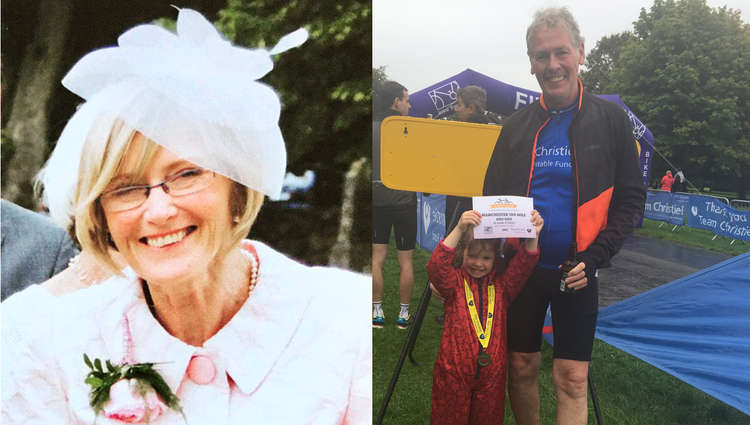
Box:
[452,85,499,125]
[2,9,370,425]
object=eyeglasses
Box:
[100,168,216,212]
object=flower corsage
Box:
[83,354,184,423]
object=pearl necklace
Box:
[141,245,260,319]
[124,244,260,360]
[246,246,259,297]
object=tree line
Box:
[580,0,749,199]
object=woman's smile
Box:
[141,226,196,248]
[104,133,235,286]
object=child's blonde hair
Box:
[451,232,506,269]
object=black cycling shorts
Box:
[507,265,599,361]
[372,205,417,250]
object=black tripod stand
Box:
[376,279,432,425]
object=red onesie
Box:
[427,239,539,425]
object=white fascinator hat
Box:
[39,7,307,229]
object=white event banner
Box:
[472,195,534,239]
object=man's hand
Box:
[563,261,588,290]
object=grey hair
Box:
[457,85,487,112]
[526,7,584,56]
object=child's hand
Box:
[458,210,482,233]
[524,210,543,252]
[530,210,544,237]
[429,282,447,303]
[443,210,481,249]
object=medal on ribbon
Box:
[477,352,491,367]
[463,278,495,366]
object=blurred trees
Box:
[217,0,371,266]
[581,0,750,198]
[1,0,225,208]
[580,32,636,94]
[373,66,388,89]
[2,0,73,205]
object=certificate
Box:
[472,196,534,239]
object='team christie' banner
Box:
[644,191,690,225]
[687,195,750,241]
[644,191,750,241]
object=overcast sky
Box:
[373,0,749,92]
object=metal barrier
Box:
[650,189,736,207]
[670,191,730,205]
[646,190,685,232]
[666,191,747,210]
[644,191,750,243]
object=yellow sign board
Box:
[380,116,502,197]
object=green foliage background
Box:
[215,0,372,266]
[580,0,750,198]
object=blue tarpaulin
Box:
[595,251,750,415]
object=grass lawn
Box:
[635,218,750,256]
[373,238,749,424]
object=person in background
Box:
[372,80,417,330]
[1,199,78,300]
[661,170,675,191]
[671,170,686,193]
[483,7,646,424]
[452,85,501,126]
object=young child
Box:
[427,209,543,425]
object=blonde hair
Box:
[452,234,504,269]
[75,117,264,274]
